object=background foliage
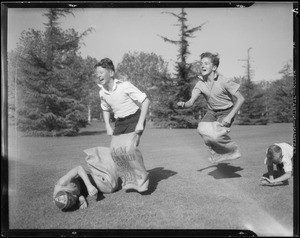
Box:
[7,8,294,136]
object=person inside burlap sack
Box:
[177,52,245,164]
[53,147,119,211]
[53,165,98,211]
[95,58,150,192]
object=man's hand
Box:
[177,101,185,108]
[260,177,275,186]
[87,186,98,197]
[79,196,88,209]
[135,123,144,135]
[106,126,114,136]
[221,116,232,127]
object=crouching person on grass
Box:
[95,58,150,193]
[260,142,293,186]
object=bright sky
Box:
[7,2,294,81]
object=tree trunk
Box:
[87,104,91,123]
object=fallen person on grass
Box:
[53,147,119,211]
[53,165,98,211]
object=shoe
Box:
[213,149,242,163]
[208,153,222,164]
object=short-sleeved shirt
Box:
[264,143,293,172]
[98,79,147,119]
[194,74,240,111]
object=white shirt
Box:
[264,142,293,172]
[98,79,147,119]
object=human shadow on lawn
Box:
[198,163,243,179]
[126,167,177,195]
[79,130,107,136]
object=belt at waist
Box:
[213,106,233,113]
[116,110,140,121]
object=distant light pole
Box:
[238,47,253,81]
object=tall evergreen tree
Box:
[266,61,293,123]
[237,78,268,125]
[236,48,268,125]
[156,8,206,128]
[15,8,94,136]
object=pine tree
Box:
[15,8,94,136]
[236,48,268,125]
[237,78,268,125]
[266,61,293,123]
[156,8,206,128]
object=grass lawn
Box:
[6,121,296,236]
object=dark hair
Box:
[54,190,78,211]
[267,145,282,162]
[200,52,220,68]
[94,58,115,72]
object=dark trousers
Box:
[113,110,145,136]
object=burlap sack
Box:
[197,121,230,140]
[198,121,240,162]
[110,132,149,192]
[84,147,118,193]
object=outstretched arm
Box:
[273,171,292,183]
[261,171,292,186]
[177,88,201,108]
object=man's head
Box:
[94,58,115,86]
[267,145,283,164]
[200,52,219,77]
[54,190,78,211]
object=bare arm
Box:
[55,166,97,197]
[135,97,150,133]
[78,195,88,209]
[272,171,292,183]
[261,165,292,185]
[103,110,113,135]
[177,88,201,108]
[221,90,245,126]
[56,166,82,186]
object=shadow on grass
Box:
[126,167,177,195]
[198,163,243,179]
[79,130,107,136]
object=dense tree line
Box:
[7,8,294,137]
[152,8,206,128]
[8,9,98,136]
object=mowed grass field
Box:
[6,122,295,236]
